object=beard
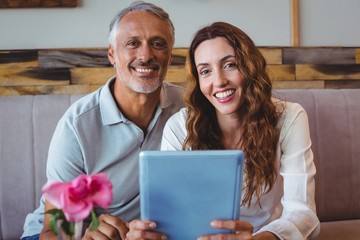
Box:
[115,62,166,94]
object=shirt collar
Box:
[99,77,172,125]
[99,76,125,125]
[159,82,172,110]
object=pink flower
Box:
[42,173,113,222]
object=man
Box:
[21,1,184,239]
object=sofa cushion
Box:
[315,220,360,240]
[1,89,359,239]
[0,94,83,240]
[274,89,360,223]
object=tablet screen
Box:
[139,150,244,240]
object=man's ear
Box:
[108,45,115,65]
[168,52,173,66]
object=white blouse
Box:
[161,99,320,240]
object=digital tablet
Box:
[139,150,244,239]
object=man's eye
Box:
[152,40,167,49]
[126,41,139,47]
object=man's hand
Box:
[126,219,167,240]
[82,214,128,240]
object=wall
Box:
[0,0,359,50]
[0,0,360,96]
[300,0,360,46]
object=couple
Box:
[22,1,319,240]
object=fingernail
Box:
[161,236,167,240]
[149,222,156,228]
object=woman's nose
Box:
[213,71,228,87]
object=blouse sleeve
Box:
[161,108,187,151]
[258,103,320,239]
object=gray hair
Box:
[108,1,175,48]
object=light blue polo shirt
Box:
[22,77,184,237]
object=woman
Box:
[127,22,320,240]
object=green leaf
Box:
[49,215,59,236]
[45,209,65,236]
[89,210,99,231]
[61,220,75,236]
[45,209,75,237]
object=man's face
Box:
[108,11,173,94]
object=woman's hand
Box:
[126,219,167,240]
[82,214,128,240]
[197,220,254,240]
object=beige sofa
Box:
[0,89,359,240]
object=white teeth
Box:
[215,90,234,98]
[136,68,153,73]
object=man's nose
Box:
[138,44,154,62]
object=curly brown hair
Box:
[183,22,281,207]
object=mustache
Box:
[131,60,160,69]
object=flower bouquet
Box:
[42,173,113,239]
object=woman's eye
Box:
[199,69,210,75]
[224,62,236,69]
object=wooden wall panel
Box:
[272,80,324,89]
[0,47,360,96]
[169,48,283,65]
[0,50,38,69]
[0,68,70,86]
[71,68,114,85]
[325,80,360,89]
[260,48,282,64]
[267,65,295,81]
[296,64,360,80]
[171,48,187,66]
[356,49,360,64]
[0,0,78,8]
[283,48,356,64]
[0,60,38,69]
[89,84,103,93]
[39,49,110,68]
[291,0,299,47]
[0,84,88,96]
[165,66,186,85]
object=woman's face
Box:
[194,37,245,116]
